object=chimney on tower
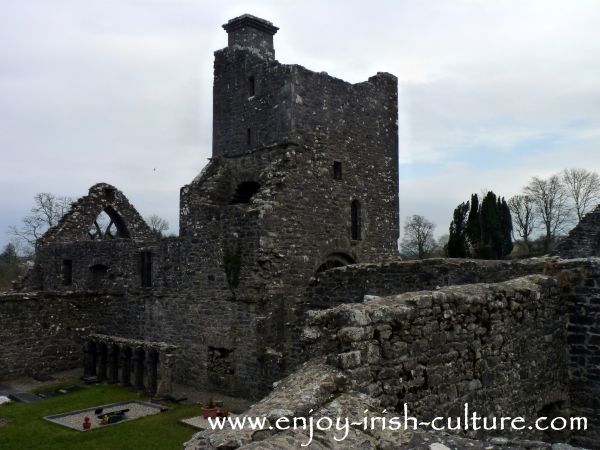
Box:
[222,14,279,58]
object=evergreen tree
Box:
[500,197,514,257]
[449,191,514,260]
[466,193,481,255]
[0,244,22,290]
[479,192,501,258]
[447,202,470,258]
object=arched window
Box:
[230,181,261,204]
[351,200,361,240]
[88,206,130,240]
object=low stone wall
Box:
[0,291,141,380]
[307,257,550,309]
[305,275,569,442]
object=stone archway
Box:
[316,252,356,274]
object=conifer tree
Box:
[448,191,513,260]
[480,192,501,258]
[447,202,470,258]
[466,193,481,253]
[500,197,514,257]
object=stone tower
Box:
[179,14,400,392]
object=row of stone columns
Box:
[83,341,159,395]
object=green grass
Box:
[0,383,200,450]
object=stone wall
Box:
[304,275,569,442]
[184,359,581,450]
[0,291,136,380]
[554,258,600,448]
[307,258,550,309]
[554,204,600,259]
[184,260,600,448]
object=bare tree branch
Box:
[524,175,572,252]
[400,214,436,259]
[562,168,600,221]
[508,195,536,245]
[8,193,73,255]
[145,214,169,237]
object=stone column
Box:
[83,341,97,379]
[120,346,132,387]
[96,343,107,382]
[156,352,175,397]
[145,350,158,395]
[132,347,145,391]
[107,344,120,384]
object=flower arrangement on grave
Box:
[202,396,226,418]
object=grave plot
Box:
[44,400,167,431]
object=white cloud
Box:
[1,0,600,249]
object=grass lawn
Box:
[0,383,200,450]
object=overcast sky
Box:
[1,0,600,250]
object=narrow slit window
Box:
[333,161,342,180]
[247,76,255,97]
[351,200,361,240]
[62,259,72,286]
[246,128,252,146]
[140,251,152,287]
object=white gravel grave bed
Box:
[44,400,167,431]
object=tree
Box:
[499,197,513,258]
[508,195,536,248]
[524,175,571,253]
[0,243,18,266]
[400,215,436,259]
[562,168,600,221]
[448,192,513,260]
[145,214,169,237]
[8,193,73,254]
[465,193,481,251]
[481,193,512,259]
[435,234,449,257]
[0,244,24,290]
[447,202,470,258]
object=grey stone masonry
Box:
[554,204,600,258]
[305,275,569,443]
[223,14,279,59]
[10,15,399,398]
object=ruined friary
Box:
[3,14,600,450]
